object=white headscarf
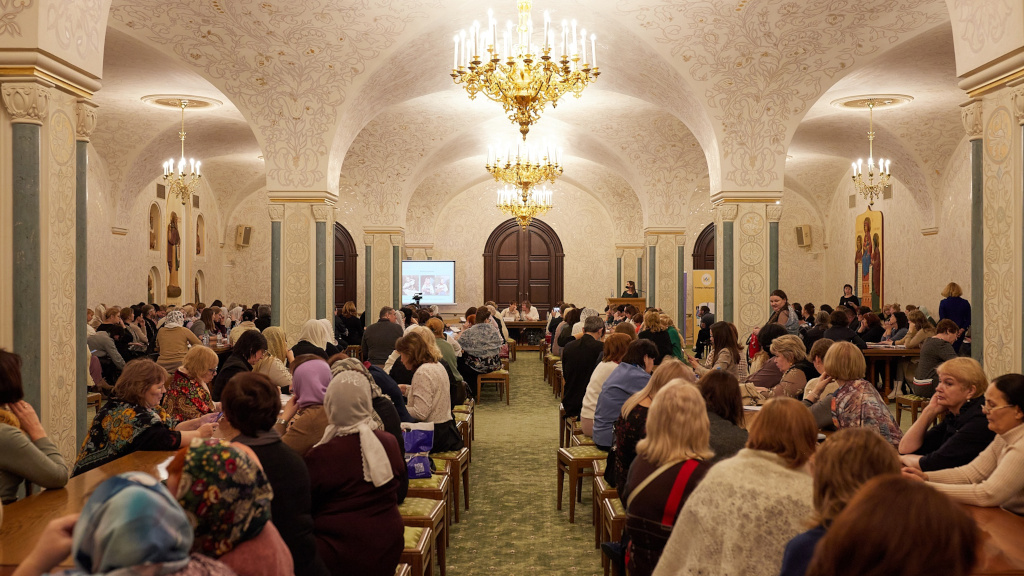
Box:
[319,318,338,346]
[164,310,185,329]
[298,319,329,350]
[314,371,394,487]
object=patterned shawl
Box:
[831,379,904,448]
[74,399,176,475]
[164,310,185,329]
[175,439,273,559]
[458,322,504,358]
[162,370,216,426]
[330,357,386,430]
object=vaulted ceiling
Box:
[92,0,967,237]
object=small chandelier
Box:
[452,1,599,140]
[486,142,563,189]
[162,99,202,205]
[497,184,553,228]
[850,100,891,206]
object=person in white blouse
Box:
[520,300,540,321]
[501,301,520,321]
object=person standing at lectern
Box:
[622,281,640,298]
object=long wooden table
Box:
[0,451,176,574]
[505,320,547,351]
[862,346,920,399]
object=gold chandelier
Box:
[486,142,563,189]
[850,100,891,206]
[497,184,553,228]
[452,1,599,140]
[162,99,202,205]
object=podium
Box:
[607,297,646,312]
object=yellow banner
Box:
[693,270,715,342]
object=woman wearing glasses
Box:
[903,373,1024,514]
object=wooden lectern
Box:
[607,297,646,312]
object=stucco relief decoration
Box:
[284,210,312,338]
[717,204,739,222]
[1010,87,1024,125]
[982,106,1014,375]
[737,210,766,330]
[372,235,393,309]
[46,0,103,60]
[311,204,332,222]
[617,0,945,190]
[110,0,432,189]
[75,100,98,141]
[268,204,285,221]
[960,100,984,140]
[2,82,51,124]
[766,204,783,223]
[0,0,32,36]
[953,0,1012,54]
[48,104,78,460]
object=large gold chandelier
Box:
[497,184,553,228]
[486,142,563,189]
[452,1,599,140]
[850,100,891,206]
[162,99,202,205]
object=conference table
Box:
[862,345,920,399]
[505,320,547,350]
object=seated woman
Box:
[329,355,406,459]
[162,344,219,426]
[822,309,866,349]
[304,367,407,576]
[395,331,463,453]
[291,319,331,360]
[899,357,994,472]
[880,311,909,343]
[211,329,268,401]
[856,310,885,343]
[218,372,330,576]
[426,318,465,386]
[911,319,960,397]
[661,314,685,361]
[455,307,504,394]
[254,326,294,389]
[74,359,215,475]
[156,310,202,372]
[778,428,901,576]
[821,342,903,448]
[168,439,294,576]
[904,373,1024,514]
[554,307,580,353]
[611,359,693,486]
[637,311,674,364]
[593,339,659,452]
[806,476,978,576]
[765,335,815,399]
[275,355,333,456]
[697,370,748,463]
[318,318,344,354]
[802,311,831,352]
[619,383,713,576]
[689,321,742,380]
[192,306,216,338]
[0,349,68,504]
[581,333,633,437]
[744,323,788,388]
[12,472,236,576]
[800,339,838,408]
[652,398,816,576]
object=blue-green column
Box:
[677,243,686,334]
[11,121,42,409]
[971,137,984,365]
[722,219,735,324]
[315,221,327,318]
[616,255,622,296]
[648,243,656,307]
[364,243,373,328]
[269,206,284,327]
[769,220,779,294]
[636,257,643,297]
[75,100,96,446]
[392,245,401,309]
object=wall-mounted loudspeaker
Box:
[795,225,811,247]
[236,225,252,247]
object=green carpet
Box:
[445,355,604,575]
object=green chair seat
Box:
[610,497,626,516]
[408,474,444,490]
[561,445,608,458]
[403,526,425,548]
[899,394,929,402]
[399,497,440,518]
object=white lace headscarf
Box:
[314,371,394,487]
[298,319,330,350]
[319,318,338,346]
[164,310,185,329]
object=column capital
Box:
[717,204,739,222]
[268,205,285,222]
[766,204,783,223]
[960,99,984,140]
[2,79,53,125]
[311,205,332,222]
[1009,80,1024,125]
[74,99,98,141]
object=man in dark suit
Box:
[560,315,606,420]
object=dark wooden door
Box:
[334,223,358,310]
[484,219,564,319]
[692,223,715,270]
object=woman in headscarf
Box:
[455,307,505,396]
[162,345,220,426]
[329,355,405,459]
[318,318,345,353]
[226,306,244,332]
[275,355,333,456]
[254,326,294,389]
[74,359,215,475]
[304,368,407,576]
[291,319,331,360]
[156,309,201,372]
[13,472,235,576]
[167,439,294,576]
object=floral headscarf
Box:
[164,310,185,329]
[313,371,394,487]
[292,358,332,410]
[52,472,193,576]
[175,438,273,558]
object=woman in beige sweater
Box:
[688,322,741,380]
[897,310,936,388]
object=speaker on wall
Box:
[156,183,166,199]
[795,225,811,247]
[236,225,252,247]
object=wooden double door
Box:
[334,223,358,309]
[483,219,564,319]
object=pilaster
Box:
[74,98,97,447]
[268,205,284,327]
[716,204,739,324]
[312,205,333,319]
[364,227,404,323]
[714,200,780,338]
[961,99,985,365]
[643,229,686,329]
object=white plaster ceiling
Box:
[91,0,967,235]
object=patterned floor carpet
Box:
[445,354,604,576]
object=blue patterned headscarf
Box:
[56,472,193,575]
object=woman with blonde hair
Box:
[609,358,694,487]
[653,398,816,576]
[255,326,294,389]
[619,383,713,576]
[660,313,685,361]
[767,335,815,399]
[163,345,220,425]
[939,281,970,353]
[637,310,673,364]
[779,428,901,576]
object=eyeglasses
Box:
[207,367,218,375]
[982,403,1017,414]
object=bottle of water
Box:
[202,332,210,346]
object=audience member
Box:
[767,334,813,399]
[212,329,267,401]
[802,311,830,351]
[822,309,866,349]
[561,315,606,420]
[581,333,633,437]
[745,323,788,387]
[652,398,815,576]
[801,339,837,408]
[899,357,994,471]
[361,307,404,366]
[768,290,800,335]
[339,301,364,345]
[156,310,202,372]
[690,321,741,380]
[426,318,464,385]
[291,319,331,361]
[592,339,658,453]
[455,306,504,394]
[255,326,294,389]
[255,304,272,331]
[857,311,885,343]
[551,307,579,355]
[395,331,462,452]
[938,282,971,353]
[822,342,903,448]
[230,309,259,345]
[619,383,713,576]
[330,356,406,457]
[162,345,219,425]
[637,310,673,363]
[880,311,909,343]
[696,370,748,463]
[912,318,959,397]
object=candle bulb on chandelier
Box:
[571,20,577,55]
[885,159,890,174]
[460,30,467,66]
[591,34,597,68]
[580,28,586,63]
[453,35,459,69]
[543,11,550,51]
[561,20,567,57]
[189,158,194,174]
[195,161,200,177]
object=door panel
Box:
[484,219,564,319]
[334,223,358,310]
[692,223,715,270]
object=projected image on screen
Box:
[401,261,456,305]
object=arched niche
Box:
[149,203,162,252]
[194,270,205,304]
[148,266,162,304]
[196,214,206,257]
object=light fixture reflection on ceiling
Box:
[497,183,553,228]
[452,0,599,140]
[161,99,202,206]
